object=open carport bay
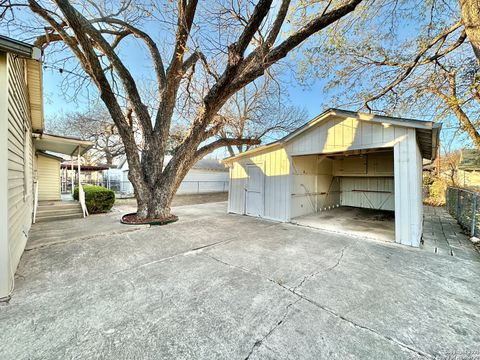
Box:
[291,206,395,242]
[290,150,396,241]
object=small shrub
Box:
[424,177,447,206]
[73,185,115,214]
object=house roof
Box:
[0,35,44,132]
[223,108,442,162]
[119,155,227,172]
[36,151,65,162]
[0,36,40,59]
[459,149,480,171]
[33,133,93,156]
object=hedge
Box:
[73,185,115,214]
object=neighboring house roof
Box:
[223,108,442,163]
[0,35,44,132]
[60,163,110,171]
[458,149,480,171]
[119,154,228,172]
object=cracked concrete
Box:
[1,202,480,359]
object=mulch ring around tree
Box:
[121,213,179,226]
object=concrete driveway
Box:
[1,202,479,359]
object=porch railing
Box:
[33,181,39,223]
[78,183,89,218]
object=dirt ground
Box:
[115,192,228,208]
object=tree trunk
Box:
[105,153,113,166]
[460,0,480,62]
[127,148,191,219]
[451,104,480,149]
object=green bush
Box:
[73,185,115,214]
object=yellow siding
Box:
[6,53,34,273]
[228,147,290,221]
[288,116,406,155]
[37,154,61,201]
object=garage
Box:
[224,108,441,247]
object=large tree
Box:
[218,78,308,156]
[3,0,363,219]
[296,0,480,148]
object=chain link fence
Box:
[446,187,480,237]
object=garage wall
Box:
[340,177,394,210]
[291,155,317,218]
[334,152,395,211]
[287,116,406,156]
[394,130,423,246]
[228,146,290,221]
[290,155,340,218]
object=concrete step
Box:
[35,213,84,223]
[36,207,83,217]
[38,201,80,208]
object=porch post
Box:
[77,147,81,188]
[71,156,74,194]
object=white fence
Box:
[116,180,229,195]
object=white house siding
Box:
[0,53,35,298]
[228,146,290,221]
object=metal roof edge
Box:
[0,35,40,59]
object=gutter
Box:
[0,35,41,60]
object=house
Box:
[119,155,229,195]
[458,149,480,189]
[60,161,111,193]
[223,108,441,247]
[0,36,92,300]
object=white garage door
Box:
[245,164,264,216]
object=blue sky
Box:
[41,54,328,121]
[31,0,469,156]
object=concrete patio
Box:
[1,202,479,359]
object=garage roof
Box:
[224,108,441,162]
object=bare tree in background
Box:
[297,0,480,149]
[48,105,126,165]
[2,0,363,219]
[219,78,307,156]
